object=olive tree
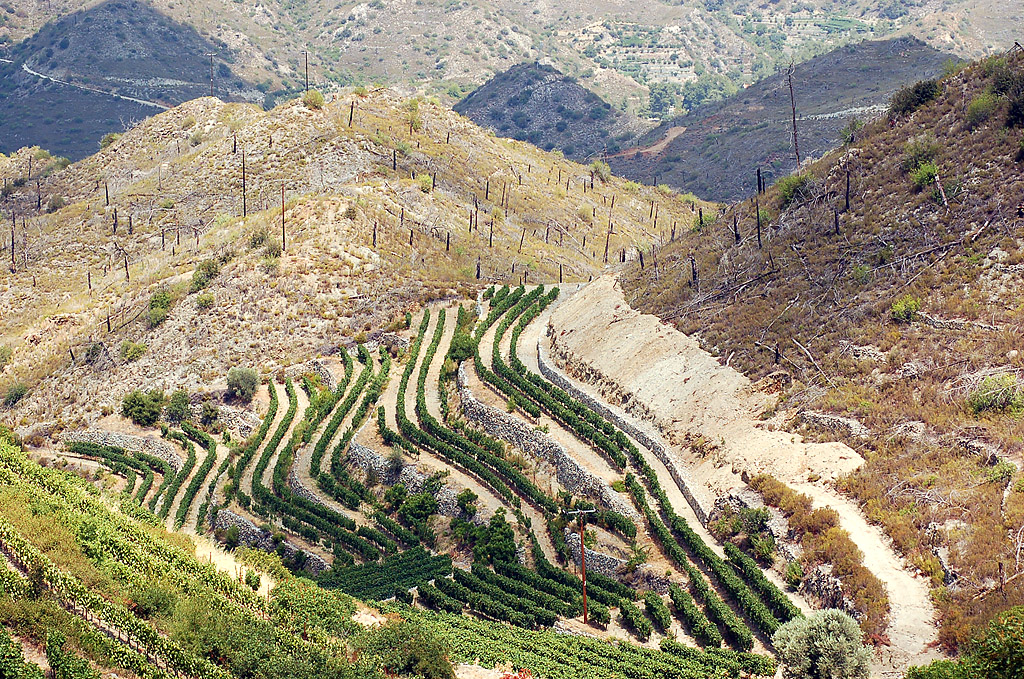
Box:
[226,367,259,403]
[773,609,870,679]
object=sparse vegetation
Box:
[118,340,147,362]
[303,89,325,110]
[890,79,941,117]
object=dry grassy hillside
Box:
[621,51,1024,649]
[0,87,711,432]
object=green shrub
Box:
[852,264,871,284]
[907,606,1024,679]
[890,79,941,117]
[890,295,921,322]
[417,173,433,193]
[776,173,811,208]
[967,374,1024,415]
[227,367,259,403]
[119,340,147,362]
[121,389,164,426]
[774,610,869,679]
[303,89,325,110]
[590,160,611,182]
[167,389,190,423]
[148,288,174,328]
[3,383,28,409]
[355,620,454,679]
[190,259,220,292]
[911,161,939,189]
[99,132,122,148]
[196,292,215,309]
[0,345,11,367]
[967,93,998,128]
[785,560,804,588]
[902,134,939,172]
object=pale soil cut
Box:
[190,532,276,598]
[548,275,863,492]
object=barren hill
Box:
[0,87,711,429]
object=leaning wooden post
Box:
[690,256,698,292]
[845,168,851,212]
[518,228,526,253]
[349,101,354,126]
[733,214,740,244]
[755,195,762,249]
[603,225,611,264]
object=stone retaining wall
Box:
[456,364,638,521]
[537,338,714,524]
[347,442,476,522]
[285,359,337,392]
[186,403,262,440]
[212,509,329,575]
[62,429,184,473]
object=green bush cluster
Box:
[119,340,147,363]
[776,173,811,208]
[148,289,174,328]
[890,79,941,116]
[890,294,922,323]
[303,89,326,110]
[967,374,1024,415]
[121,389,164,426]
[226,367,259,403]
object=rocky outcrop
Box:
[285,359,337,392]
[456,364,638,521]
[347,442,477,523]
[537,339,715,524]
[212,509,329,575]
[381,332,410,353]
[62,429,184,472]
[187,403,262,439]
[800,564,858,619]
[799,411,871,440]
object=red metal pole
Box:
[580,516,588,624]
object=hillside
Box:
[0,0,258,160]
[607,37,954,202]
[619,48,1024,653]
[454,63,648,161]
[3,0,1022,162]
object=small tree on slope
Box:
[773,609,870,679]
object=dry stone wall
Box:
[211,508,329,574]
[347,442,478,523]
[456,364,638,521]
[536,339,715,524]
[285,359,337,392]
[62,429,184,473]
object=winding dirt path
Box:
[21,61,170,109]
[259,384,310,492]
[791,482,941,676]
[182,440,230,531]
[545,279,942,675]
[607,126,686,159]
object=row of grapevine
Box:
[67,441,167,506]
[0,444,268,617]
[393,602,778,679]
[390,310,517,505]
[619,600,654,641]
[176,422,219,529]
[226,378,279,503]
[416,308,558,513]
[669,583,723,647]
[625,473,751,650]
[724,542,802,622]
[491,284,798,645]
[313,347,372,476]
[158,432,196,518]
[316,546,452,599]
[251,380,380,562]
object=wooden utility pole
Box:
[241,150,247,217]
[206,53,216,97]
[567,508,595,624]
[787,62,800,166]
[302,50,309,92]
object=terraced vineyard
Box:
[42,283,817,676]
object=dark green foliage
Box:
[166,389,190,423]
[46,631,99,679]
[619,600,653,641]
[890,79,941,116]
[644,591,672,632]
[317,547,452,600]
[3,383,28,409]
[147,289,174,327]
[908,606,1024,679]
[471,508,517,565]
[0,627,44,679]
[190,259,220,292]
[121,389,164,426]
[227,367,259,403]
[355,620,454,679]
[668,583,722,647]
